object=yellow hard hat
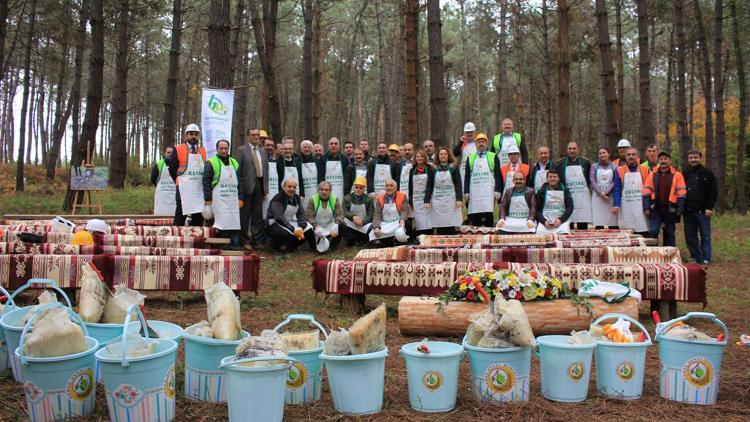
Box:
[71,230,95,247]
[353,176,367,187]
[388,144,400,151]
[259,130,269,138]
[475,133,489,142]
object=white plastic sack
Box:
[323,328,351,356]
[23,307,88,358]
[184,320,214,338]
[102,285,146,324]
[578,279,642,303]
[103,332,157,358]
[235,330,288,367]
[22,290,58,325]
[79,263,111,323]
[205,282,241,341]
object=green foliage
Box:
[0,186,156,215]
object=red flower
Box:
[467,291,475,301]
[545,288,552,296]
[530,271,538,278]
[515,291,522,300]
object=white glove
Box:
[395,227,409,243]
[493,192,501,200]
[496,219,506,228]
[202,204,214,220]
[526,220,535,228]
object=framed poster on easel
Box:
[70,162,106,215]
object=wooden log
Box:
[397,296,639,337]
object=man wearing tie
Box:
[236,128,270,248]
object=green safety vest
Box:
[492,132,522,153]
[209,155,239,188]
[312,193,337,212]
[468,151,497,173]
[156,159,166,179]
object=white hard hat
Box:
[463,122,476,132]
[395,227,409,243]
[185,123,201,134]
[85,219,110,234]
[316,236,330,253]
[617,138,631,148]
[507,144,521,154]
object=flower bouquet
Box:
[438,268,573,305]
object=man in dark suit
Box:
[235,128,270,248]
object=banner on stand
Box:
[200,88,234,158]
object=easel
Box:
[72,154,104,215]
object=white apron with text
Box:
[262,163,279,219]
[154,166,176,216]
[498,134,517,167]
[178,153,205,215]
[468,156,495,215]
[459,142,477,186]
[345,202,372,234]
[534,167,548,192]
[430,169,462,228]
[212,163,241,230]
[373,163,391,196]
[282,164,300,195]
[591,166,617,227]
[536,189,570,235]
[301,161,318,199]
[369,202,401,241]
[400,163,413,218]
[325,160,344,200]
[270,201,312,235]
[565,164,592,223]
[411,173,430,231]
[314,200,338,238]
[502,193,535,233]
[618,171,649,233]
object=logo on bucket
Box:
[163,366,176,399]
[683,358,713,388]
[616,361,635,381]
[67,368,94,401]
[113,384,144,407]
[422,371,443,391]
[567,361,585,382]
[23,380,44,403]
[485,364,516,394]
[287,361,308,389]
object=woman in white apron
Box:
[267,178,314,252]
[614,164,650,234]
[463,134,499,227]
[262,158,279,220]
[201,140,242,249]
[497,171,536,233]
[409,151,433,236]
[535,169,573,235]
[590,147,618,228]
[559,150,592,229]
[343,176,374,245]
[370,179,409,246]
[305,181,344,253]
[153,158,176,216]
[367,143,395,197]
[430,147,463,234]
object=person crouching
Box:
[343,177,374,246]
[305,181,344,253]
[266,178,315,252]
[497,171,536,233]
[369,179,409,246]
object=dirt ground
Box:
[1,228,749,421]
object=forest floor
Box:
[0,181,749,420]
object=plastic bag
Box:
[349,303,387,354]
[578,279,642,303]
[235,330,288,367]
[79,262,111,323]
[662,324,712,341]
[466,306,495,347]
[592,317,634,343]
[323,329,351,356]
[23,307,88,358]
[103,332,157,358]
[568,330,595,345]
[281,330,320,351]
[494,296,535,347]
[205,282,241,341]
[102,285,146,324]
[22,290,58,325]
[184,320,214,338]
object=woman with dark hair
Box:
[590,146,618,228]
[429,147,463,234]
[409,150,435,237]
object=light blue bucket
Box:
[592,313,652,399]
[147,320,184,343]
[95,304,179,421]
[320,347,389,415]
[536,335,596,402]
[656,312,728,405]
[464,339,532,403]
[183,329,251,402]
[16,303,99,422]
[400,341,464,412]
[0,285,17,372]
[0,278,73,382]
[219,356,295,422]
[273,314,328,405]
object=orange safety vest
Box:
[377,191,406,213]
[613,157,640,167]
[175,143,207,184]
[617,163,650,183]
[501,163,530,181]
[643,166,687,204]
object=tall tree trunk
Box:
[426,0,446,145]
[664,29,673,153]
[636,0,653,151]
[615,0,625,131]
[674,1,689,161]
[162,0,182,149]
[403,0,419,142]
[595,0,621,149]
[541,0,553,149]
[46,4,73,180]
[495,0,510,128]
[298,0,314,140]
[712,0,726,212]
[693,0,713,170]
[311,0,323,142]
[109,0,130,189]
[232,3,249,150]
[208,0,233,88]
[0,0,7,77]
[15,0,37,192]
[248,0,282,141]
[731,0,747,214]
[69,0,88,169]
[459,0,470,121]
[557,0,571,157]
[374,0,392,142]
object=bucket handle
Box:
[591,313,652,343]
[119,304,151,368]
[0,285,17,309]
[217,356,296,369]
[10,278,73,310]
[273,314,329,339]
[654,311,729,343]
[17,302,89,365]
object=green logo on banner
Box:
[207,94,228,115]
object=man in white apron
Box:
[430,148,463,234]
[556,141,592,230]
[370,179,409,246]
[344,148,368,195]
[305,181,344,253]
[497,171,536,233]
[613,148,650,234]
[453,122,477,185]
[152,146,176,216]
[167,123,206,226]
[267,178,314,252]
[529,146,557,193]
[262,138,279,220]
[367,142,397,197]
[202,140,243,249]
[590,147,618,228]
[344,177,374,245]
[500,145,530,192]
[491,118,528,166]
[319,137,347,200]
[276,140,301,196]
[409,152,432,235]
[299,140,321,201]
[463,133,501,227]
[535,169,574,235]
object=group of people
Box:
[152,120,717,264]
